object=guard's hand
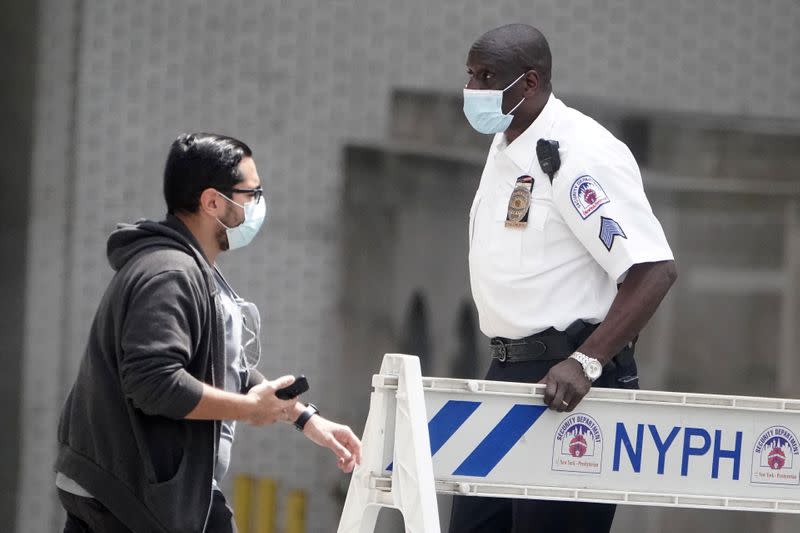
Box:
[302,416,362,473]
[244,375,300,426]
[539,359,591,412]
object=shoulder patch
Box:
[599,216,626,251]
[570,175,609,219]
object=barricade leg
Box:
[338,354,441,533]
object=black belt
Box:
[489,321,599,363]
[489,333,576,362]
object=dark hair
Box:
[163,132,253,214]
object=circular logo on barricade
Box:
[751,426,800,485]
[552,413,603,474]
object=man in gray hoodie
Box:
[55,132,361,533]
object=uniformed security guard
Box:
[450,24,678,533]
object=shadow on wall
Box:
[400,291,432,376]
[398,292,481,379]
[0,0,37,530]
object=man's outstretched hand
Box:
[302,416,362,473]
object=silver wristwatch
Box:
[569,351,603,382]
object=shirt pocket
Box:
[488,198,524,268]
[520,200,550,270]
[474,189,547,271]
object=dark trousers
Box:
[449,496,616,533]
[59,488,238,533]
[448,350,639,533]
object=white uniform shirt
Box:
[469,93,673,339]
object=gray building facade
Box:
[4,0,800,531]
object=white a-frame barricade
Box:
[338,353,441,533]
[338,354,800,533]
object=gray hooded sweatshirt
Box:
[56,215,263,533]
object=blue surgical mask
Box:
[463,72,527,134]
[216,193,266,250]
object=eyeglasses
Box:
[223,186,264,204]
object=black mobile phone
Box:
[276,375,309,400]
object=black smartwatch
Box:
[293,403,319,431]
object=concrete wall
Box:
[16,0,800,531]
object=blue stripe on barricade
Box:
[387,400,481,471]
[453,404,547,477]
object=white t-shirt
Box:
[468,93,674,339]
[213,268,247,486]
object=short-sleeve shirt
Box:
[468,93,673,339]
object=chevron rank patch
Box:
[599,216,626,251]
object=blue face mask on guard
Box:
[463,72,527,134]
[216,193,267,250]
